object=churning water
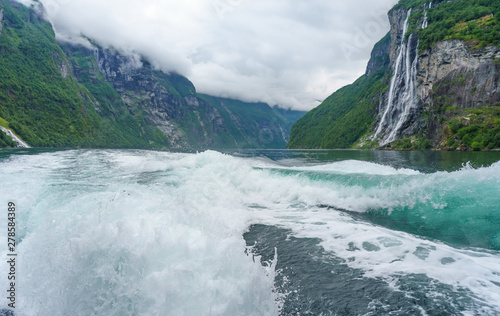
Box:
[1,149,499,315]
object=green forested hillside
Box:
[0,0,157,147]
[404,0,500,51]
[198,95,301,149]
[288,69,388,149]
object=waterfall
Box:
[385,34,419,144]
[422,12,428,29]
[422,2,432,29]
[372,9,420,145]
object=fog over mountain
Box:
[16,0,398,110]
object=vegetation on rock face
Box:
[391,0,432,11]
[437,106,500,151]
[60,44,172,148]
[63,43,301,149]
[398,0,500,51]
[385,136,431,150]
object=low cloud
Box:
[18,0,398,111]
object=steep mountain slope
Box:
[0,0,304,149]
[289,0,500,150]
[0,0,156,148]
[61,43,302,149]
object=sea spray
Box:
[1,149,499,315]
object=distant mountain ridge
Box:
[0,0,304,149]
[289,0,500,151]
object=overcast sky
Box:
[19,0,398,111]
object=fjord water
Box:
[1,149,499,315]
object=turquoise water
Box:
[0,149,499,315]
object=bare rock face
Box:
[418,41,500,109]
[52,52,71,79]
[387,8,408,64]
[93,48,190,147]
[0,9,4,34]
[365,33,391,76]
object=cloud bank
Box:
[19,0,398,110]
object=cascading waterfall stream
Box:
[386,34,419,144]
[373,9,420,146]
[422,2,432,29]
[422,12,428,29]
[372,9,411,143]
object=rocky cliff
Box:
[418,42,499,109]
[0,8,4,34]
[365,33,391,76]
[372,2,500,150]
[289,0,500,151]
[415,41,500,149]
[61,43,301,149]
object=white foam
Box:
[0,150,279,315]
[256,159,421,176]
[255,203,500,311]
